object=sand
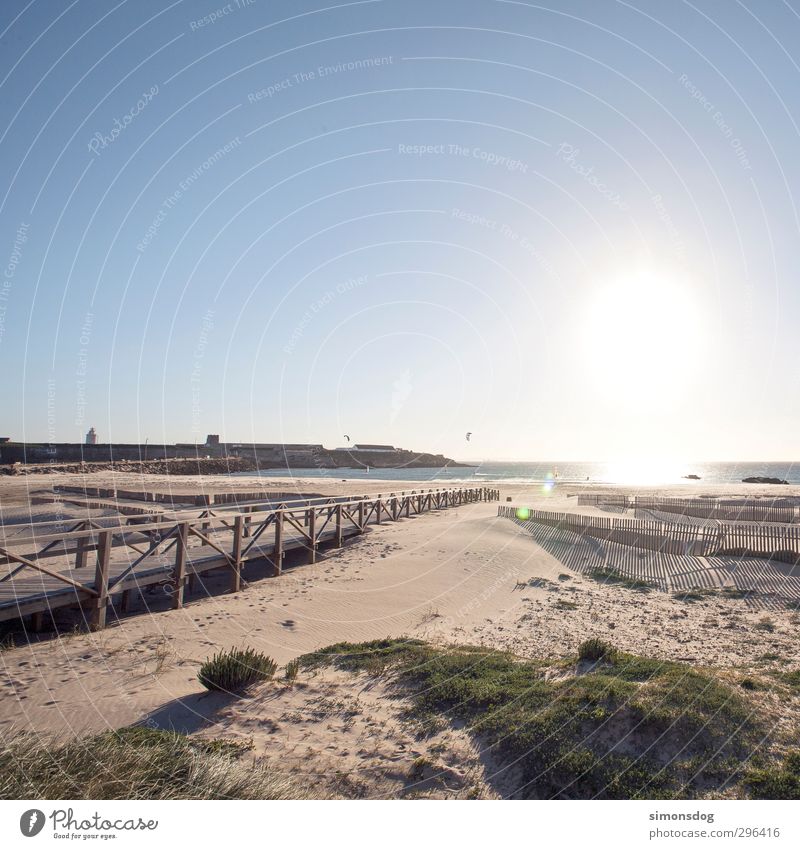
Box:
[2,473,799,797]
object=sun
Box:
[578,268,705,402]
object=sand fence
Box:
[500,503,800,607]
[577,493,798,524]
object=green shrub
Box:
[578,638,617,663]
[198,647,277,692]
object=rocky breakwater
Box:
[742,476,789,485]
[0,456,261,476]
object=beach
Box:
[2,472,799,798]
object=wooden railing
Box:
[0,486,499,629]
[13,487,500,541]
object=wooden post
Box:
[274,510,284,575]
[335,504,343,547]
[376,497,382,524]
[358,499,365,531]
[308,508,317,563]
[171,523,189,609]
[244,505,253,538]
[75,522,88,569]
[91,530,112,630]
[120,588,134,613]
[231,515,243,592]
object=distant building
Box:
[351,444,397,452]
[205,434,220,447]
[85,427,97,445]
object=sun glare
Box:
[580,269,704,401]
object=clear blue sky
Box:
[1,0,798,462]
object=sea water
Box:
[235,460,800,486]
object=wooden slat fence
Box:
[633,497,797,524]
[499,504,800,564]
[577,493,798,524]
[500,506,716,555]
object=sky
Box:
[1,0,799,463]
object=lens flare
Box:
[515,507,530,520]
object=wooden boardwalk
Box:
[0,486,498,629]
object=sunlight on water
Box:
[601,459,688,486]
[244,460,800,485]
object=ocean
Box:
[235,460,800,486]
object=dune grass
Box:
[587,567,655,592]
[301,638,769,799]
[284,658,300,683]
[0,726,315,800]
[198,647,277,693]
[744,750,800,799]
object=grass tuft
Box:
[198,647,277,693]
[673,587,716,603]
[284,658,300,684]
[588,567,654,592]
[578,638,617,663]
[300,637,434,675]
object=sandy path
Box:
[0,502,532,736]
